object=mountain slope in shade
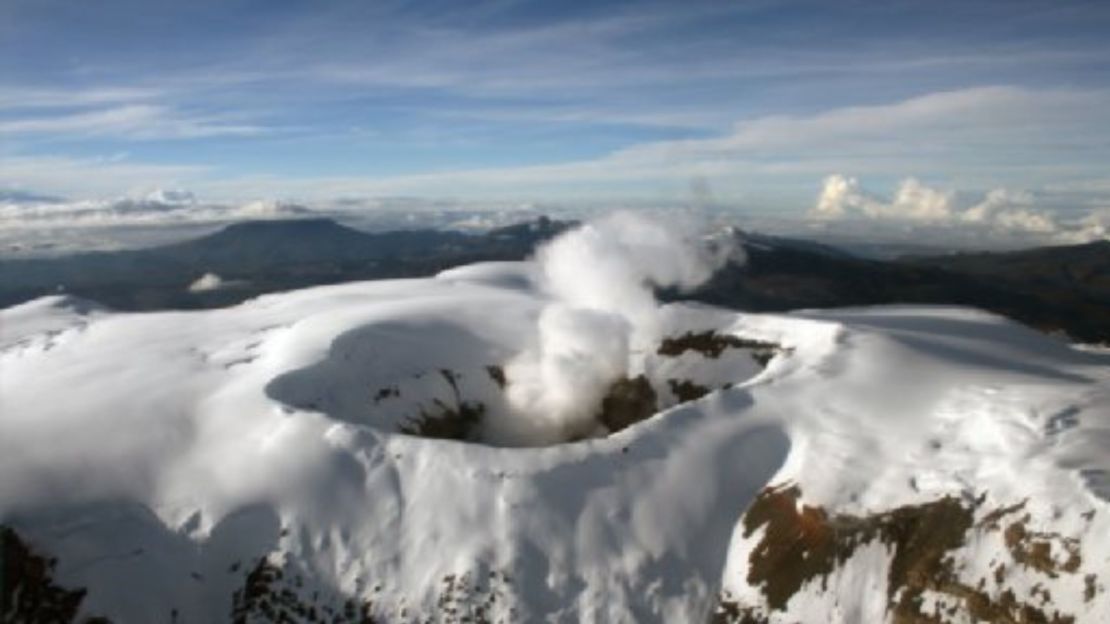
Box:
[1,261,1108,622]
[152,217,494,268]
[690,234,1110,344]
[0,218,567,311]
[1,218,1107,343]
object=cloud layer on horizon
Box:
[810,174,1108,245]
[0,190,313,229]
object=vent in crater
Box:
[267,322,784,448]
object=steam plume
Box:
[502,212,738,443]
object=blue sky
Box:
[3,0,1110,214]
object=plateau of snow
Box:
[1,222,1108,622]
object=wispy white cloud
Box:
[6,86,1110,208]
[288,8,1107,99]
[0,86,164,110]
[181,85,1110,202]
[0,104,270,139]
[4,0,1108,201]
[425,105,725,131]
[612,86,1108,164]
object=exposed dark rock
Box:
[231,556,376,624]
[484,365,506,389]
[372,386,400,403]
[596,375,658,433]
[397,400,485,441]
[397,369,485,441]
[1,526,106,623]
[667,378,711,402]
[725,485,1085,624]
[712,594,769,624]
[658,331,783,366]
[1003,517,1082,578]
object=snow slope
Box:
[1,264,1108,622]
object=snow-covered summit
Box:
[1,221,1108,622]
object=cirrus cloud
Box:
[0,105,269,140]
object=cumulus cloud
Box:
[1056,208,1110,244]
[501,213,738,443]
[957,187,1057,232]
[813,175,956,223]
[145,189,197,205]
[882,179,953,221]
[188,273,225,293]
[231,200,312,219]
[990,208,1058,234]
[810,175,1068,234]
[812,174,859,219]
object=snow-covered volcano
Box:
[1,222,1109,622]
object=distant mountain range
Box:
[0,217,567,311]
[1,217,1107,342]
[690,232,1110,343]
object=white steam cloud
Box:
[502,212,739,442]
